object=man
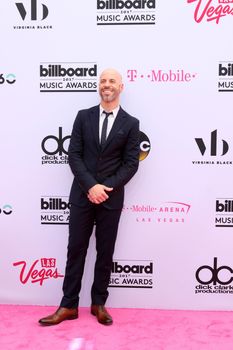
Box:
[39,68,140,326]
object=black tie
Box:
[101,111,112,146]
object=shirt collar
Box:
[99,105,120,119]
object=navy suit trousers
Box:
[60,203,122,308]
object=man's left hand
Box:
[87,184,113,204]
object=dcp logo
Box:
[139,131,151,161]
[41,127,71,156]
[15,0,49,20]
[0,205,13,215]
[196,257,233,286]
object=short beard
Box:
[100,91,117,103]
[101,95,115,102]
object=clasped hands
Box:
[87,184,113,204]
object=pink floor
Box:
[1,305,233,350]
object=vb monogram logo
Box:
[15,0,49,20]
[195,130,229,156]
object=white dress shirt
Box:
[99,105,120,142]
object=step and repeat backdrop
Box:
[1,0,233,310]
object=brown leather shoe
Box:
[91,305,113,325]
[38,307,78,326]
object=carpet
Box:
[1,305,233,349]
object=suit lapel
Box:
[90,105,100,149]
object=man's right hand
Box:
[87,184,113,204]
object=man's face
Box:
[99,70,123,103]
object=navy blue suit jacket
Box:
[68,105,140,209]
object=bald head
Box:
[99,68,124,110]
[100,68,123,84]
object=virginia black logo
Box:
[195,130,228,156]
[192,130,232,166]
[15,0,49,20]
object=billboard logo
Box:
[40,63,97,92]
[97,0,155,9]
[219,63,233,77]
[16,0,48,20]
[218,62,233,92]
[215,198,233,227]
[109,260,153,288]
[97,0,156,25]
[41,196,70,225]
